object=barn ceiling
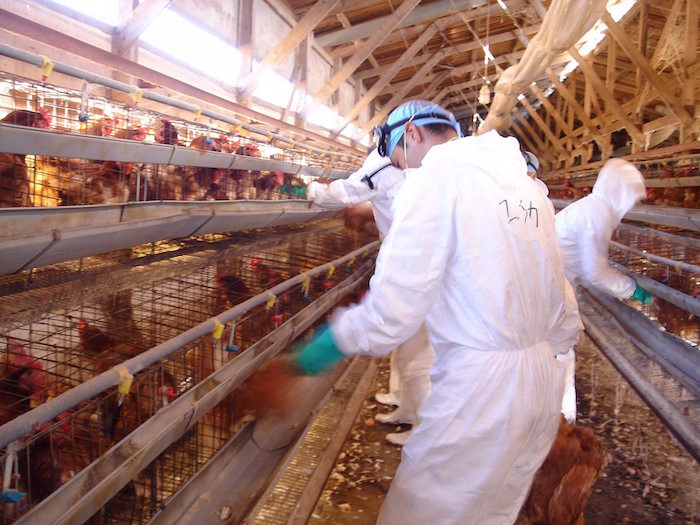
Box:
[281,0,698,168]
[0,0,697,170]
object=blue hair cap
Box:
[385,100,462,158]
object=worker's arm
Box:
[329,165,452,358]
[306,149,393,209]
[577,217,637,299]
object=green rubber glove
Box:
[293,185,307,199]
[296,325,345,374]
[630,285,652,304]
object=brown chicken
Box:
[516,417,605,525]
[216,268,254,307]
[0,338,47,425]
[645,269,699,341]
[0,110,51,207]
[343,202,379,236]
[233,143,261,199]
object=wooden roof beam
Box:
[362,47,453,133]
[308,0,422,110]
[511,119,539,155]
[112,0,173,56]
[333,17,451,136]
[238,0,342,98]
[546,71,600,139]
[569,47,644,145]
[354,23,540,81]
[529,84,583,150]
[515,112,549,153]
[601,10,692,126]
[519,97,568,157]
[316,0,486,47]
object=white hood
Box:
[592,158,646,221]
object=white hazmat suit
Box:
[331,131,582,524]
[307,150,434,442]
[555,158,646,421]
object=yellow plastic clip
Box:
[301,272,311,295]
[266,291,277,309]
[115,365,134,400]
[131,87,143,106]
[40,56,54,80]
[266,132,274,143]
[194,107,202,121]
[212,318,225,340]
[348,257,356,266]
[320,151,327,158]
[289,140,295,149]
[234,123,243,135]
[327,264,335,277]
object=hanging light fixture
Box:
[479,1,492,106]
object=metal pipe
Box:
[0,43,362,162]
[617,223,700,250]
[0,123,353,179]
[15,261,373,525]
[578,289,700,462]
[0,240,379,449]
[610,240,700,275]
[610,261,700,317]
[551,199,700,232]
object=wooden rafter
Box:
[601,10,692,125]
[362,46,451,133]
[511,120,539,154]
[519,97,568,157]
[569,47,644,144]
[309,0,422,109]
[333,16,451,135]
[515,113,548,154]
[238,0,341,97]
[354,23,540,81]
[547,72,600,140]
[112,0,173,56]
[529,84,583,150]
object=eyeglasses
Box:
[373,111,457,157]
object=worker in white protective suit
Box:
[523,150,549,196]
[555,157,651,422]
[306,149,435,446]
[295,100,581,525]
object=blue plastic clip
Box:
[2,490,26,503]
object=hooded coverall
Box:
[331,131,581,525]
[307,150,434,432]
[555,158,646,421]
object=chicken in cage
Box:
[0,73,359,209]
[0,221,379,523]
[610,224,699,346]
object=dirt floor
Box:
[308,333,699,524]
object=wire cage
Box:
[0,71,359,208]
[610,223,699,347]
[0,219,378,524]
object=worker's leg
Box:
[377,342,565,525]
[376,324,433,426]
[555,347,576,422]
[375,348,401,406]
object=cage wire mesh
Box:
[0,71,358,208]
[610,223,699,347]
[0,220,377,523]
